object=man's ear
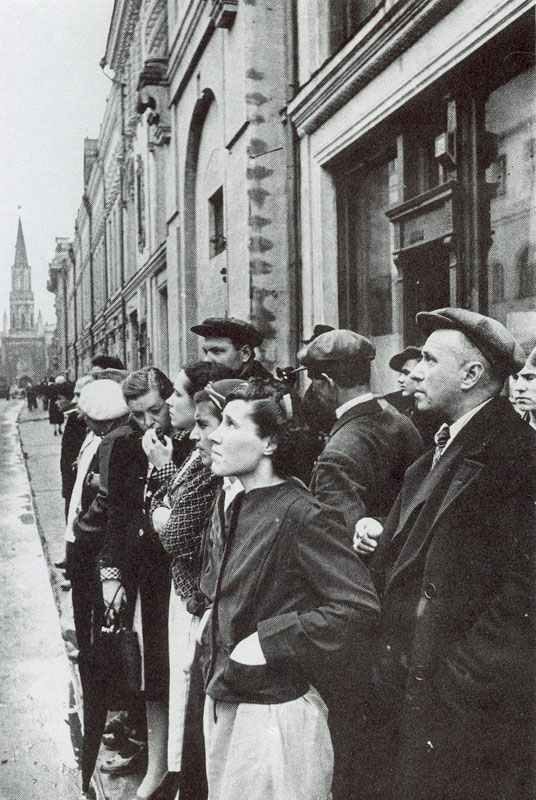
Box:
[461,361,485,390]
[263,436,277,456]
[239,344,253,364]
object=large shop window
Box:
[338,154,397,337]
[486,65,536,344]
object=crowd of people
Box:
[49,310,535,800]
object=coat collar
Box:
[385,398,514,588]
[329,396,383,436]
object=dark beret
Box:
[416,307,526,375]
[389,346,422,373]
[191,317,263,348]
[298,329,375,367]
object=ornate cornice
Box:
[142,0,168,60]
[287,0,461,136]
[103,0,143,73]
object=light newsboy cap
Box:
[416,307,525,376]
[389,346,422,373]
[191,317,263,348]
[298,329,376,367]
[78,379,129,421]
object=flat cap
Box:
[389,346,422,373]
[299,329,376,368]
[303,324,334,344]
[191,317,263,348]
[78,379,129,421]
[417,307,525,375]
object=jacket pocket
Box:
[223,658,273,695]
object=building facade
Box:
[288,0,535,392]
[49,1,535,384]
[166,0,297,370]
[2,220,47,386]
[48,0,297,378]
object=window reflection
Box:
[486,66,536,343]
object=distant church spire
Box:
[14,217,30,273]
[9,218,35,332]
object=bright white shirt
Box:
[223,476,243,511]
[335,392,375,420]
[65,431,101,543]
[443,399,492,452]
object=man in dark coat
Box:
[299,329,422,800]
[191,316,272,380]
[367,308,536,800]
[302,329,423,533]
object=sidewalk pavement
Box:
[18,404,140,800]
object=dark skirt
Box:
[138,554,171,701]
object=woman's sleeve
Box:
[257,503,380,671]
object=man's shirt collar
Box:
[335,392,375,419]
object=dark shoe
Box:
[99,744,147,776]
[103,710,129,735]
[54,558,68,570]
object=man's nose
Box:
[209,423,222,443]
[410,362,424,381]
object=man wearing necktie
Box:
[364,308,535,800]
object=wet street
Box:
[0,399,79,798]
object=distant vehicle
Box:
[0,377,9,400]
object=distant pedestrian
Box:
[26,382,37,411]
[49,375,67,435]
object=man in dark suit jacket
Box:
[301,329,423,534]
[299,329,422,800]
[366,308,536,800]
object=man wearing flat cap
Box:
[386,346,436,447]
[364,308,536,800]
[302,329,422,532]
[191,316,272,380]
[299,329,422,800]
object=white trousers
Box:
[167,589,199,771]
[204,686,333,800]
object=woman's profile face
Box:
[166,370,195,430]
[209,399,269,478]
[190,400,220,466]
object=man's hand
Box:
[102,579,126,623]
[230,632,266,665]
[142,428,173,468]
[152,504,171,534]
[353,517,383,555]
[196,607,212,645]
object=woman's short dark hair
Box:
[182,361,235,396]
[122,366,174,401]
[91,355,125,370]
[225,379,304,478]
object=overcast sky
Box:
[0,1,113,326]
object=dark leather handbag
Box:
[91,614,142,708]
